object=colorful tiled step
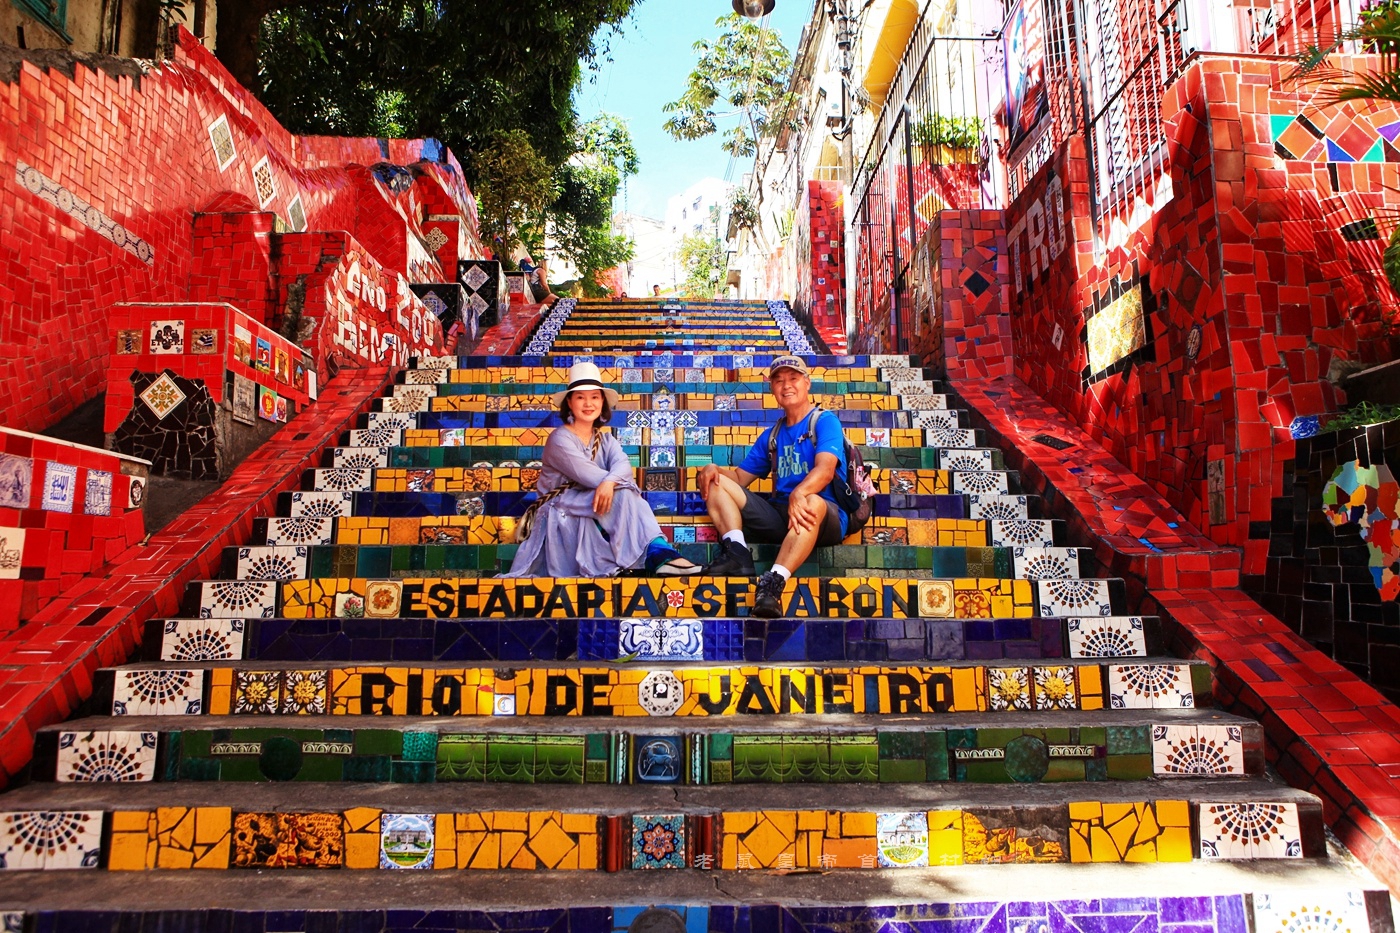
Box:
[0,781,1327,871]
[92,658,1210,718]
[143,615,1165,663]
[36,710,1261,785]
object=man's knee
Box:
[709,473,747,507]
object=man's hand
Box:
[697,464,723,500]
[788,491,821,532]
[593,480,617,515]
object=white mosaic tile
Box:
[1013,547,1082,580]
[887,380,936,395]
[1108,663,1195,709]
[311,468,374,492]
[940,449,996,472]
[969,496,1029,520]
[197,580,277,618]
[381,392,431,413]
[349,427,404,448]
[0,811,103,869]
[870,355,912,367]
[56,731,157,783]
[952,471,1009,495]
[392,383,442,398]
[924,428,977,448]
[1036,579,1113,617]
[989,519,1056,548]
[235,546,309,581]
[619,618,704,662]
[403,368,448,385]
[899,394,949,411]
[364,412,417,430]
[1066,616,1147,658]
[207,114,237,170]
[1199,802,1301,859]
[1152,724,1244,776]
[1253,890,1371,933]
[288,491,354,519]
[332,448,390,470]
[111,669,204,715]
[910,410,962,431]
[160,619,245,661]
[264,516,336,546]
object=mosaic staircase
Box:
[0,299,1390,931]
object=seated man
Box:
[697,355,848,618]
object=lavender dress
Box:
[504,427,662,577]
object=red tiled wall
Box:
[1002,55,1400,574]
[0,430,146,629]
[0,28,458,434]
[795,180,845,332]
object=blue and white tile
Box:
[1108,663,1195,709]
[264,516,335,546]
[1036,579,1113,617]
[197,580,278,618]
[349,427,404,448]
[40,463,77,514]
[55,731,157,783]
[1066,617,1146,658]
[288,491,355,519]
[160,619,245,661]
[310,468,374,492]
[332,447,390,470]
[619,619,704,662]
[1253,890,1370,933]
[910,410,962,431]
[900,394,949,411]
[0,811,103,869]
[235,546,309,581]
[969,495,1029,520]
[364,412,417,431]
[989,519,1056,548]
[83,470,112,516]
[1013,547,1081,580]
[111,669,204,716]
[924,428,977,448]
[952,471,1009,496]
[939,448,996,472]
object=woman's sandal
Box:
[655,556,702,576]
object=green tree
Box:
[473,130,556,256]
[547,114,638,296]
[663,13,798,158]
[676,230,726,299]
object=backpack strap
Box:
[767,406,824,470]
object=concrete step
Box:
[142,615,1164,664]
[91,656,1208,719]
[35,709,1263,785]
[184,574,1119,621]
[0,778,1329,872]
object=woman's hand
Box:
[593,480,617,515]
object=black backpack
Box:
[766,406,875,534]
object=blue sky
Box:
[575,0,814,220]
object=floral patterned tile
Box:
[1199,802,1301,859]
[1108,664,1195,709]
[160,619,245,661]
[632,813,686,869]
[0,811,103,869]
[1066,617,1147,658]
[55,731,157,783]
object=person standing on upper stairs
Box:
[504,362,701,578]
[696,355,848,618]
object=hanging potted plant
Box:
[911,115,985,165]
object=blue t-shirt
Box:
[740,408,849,535]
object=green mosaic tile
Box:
[961,759,1011,783]
[828,738,878,782]
[308,547,336,578]
[1044,727,1073,745]
[218,758,266,782]
[536,736,585,783]
[343,755,393,782]
[295,756,344,782]
[357,547,392,577]
[178,757,221,781]
[710,759,733,783]
[946,728,977,750]
[585,733,611,760]
[1190,663,1213,699]
[392,760,436,783]
[402,732,437,762]
[1084,756,1109,781]
[584,759,609,783]
[977,728,1023,748]
[486,737,536,783]
[1004,735,1050,783]
[731,738,782,783]
[1044,759,1087,782]
[925,732,949,781]
[1105,725,1149,755]
[181,730,211,758]
[878,758,927,783]
[1105,753,1153,781]
[708,733,733,761]
[878,731,926,760]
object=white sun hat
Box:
[551,361,621,408]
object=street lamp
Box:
[733,0,775,17]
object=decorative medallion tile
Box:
[235,545,308,581]
[1199,802,1302,859]
[925,429,977,448]
[987,668,1032,711]
[635,736,684,784]
[160,619,245,661]
[1036,579,1113,617]
[251,155,276,208]
[139,372,187,420]
[968,495,1029,520]
[989,520,1055,548]
[234,670,282,714]
[941,449,996,472]
[312,468,374,492]
[1032,666,1077,710]
[149,320,185,354]
[231,374,257,426]
[638,671,685,716]
[0,811,103,869]
[1152,724,1244,776]
[198,581,277,619]
[876,811,929,868]
[1108,664,1195,709]
[56,731,157,783]
[1067,617,1147,658]
[953,471,1009,495]
[1253,891,1371,933]
[1013,547,1081,580]
[263,516,335,546]
[208,114,236,170]
[364,581,402,618]
[380,813,434,869]
[41,463,77,514]
[116,329,141,354]
[632,814,685,869]
[917,580,955,617]
[281,670,328,714]
[288,491,354,518]
[111,669,204,715]
[16,161,153,263]
[334,592,365,619]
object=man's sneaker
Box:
[701,539,756,577]
[751,570,786,618]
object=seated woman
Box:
[505,362,700,577]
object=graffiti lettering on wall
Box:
[1008,172,1066,286]
[1323,460,1400,600]
[1082,273,1156,386]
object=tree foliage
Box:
[548,114,638,296]
[663,13,798,158]
[473,130,556,257]
[676,228,726,299]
